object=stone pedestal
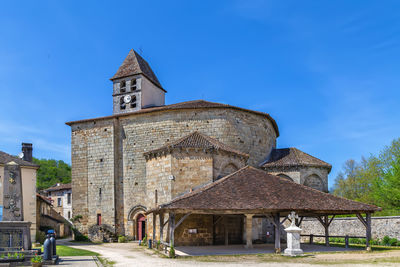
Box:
[284,225,303,256]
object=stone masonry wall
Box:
[70,119,114,234]
[120,108,277,237]
[171,151,213,198]
[212,152,247,180]
[70,107,277,236]
[301,216,400,240]
[174,214,214,246]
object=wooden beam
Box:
[280,216,288,224]
[159,213,164,242]
[356,213,367,228]
[213,216,224,226]
[175,213,192,229]
[316,216,325,226]
[324,215,329,247]
[152,213,156,242]
[366,213,372,250]
[274,213,281,253]
[328,215,336,227]
[296,216,304,227]
[169,213,175,247]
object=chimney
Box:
[22,143,33,162]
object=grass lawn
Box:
[39,245,99,256]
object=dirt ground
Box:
[62,241,400,267]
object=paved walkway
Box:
[45,256,97,267]
[175,244,360,256]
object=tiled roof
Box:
[65,100,280,137]
[44,183,72,192]
[261,148,331,170]
[144,131,249,158]
[0,151,38,167]
[158,166,379,214]
[110,49,164,90]
[37,194,52,205]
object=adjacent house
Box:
[43,183,72,221]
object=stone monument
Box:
[0,161,31,250]
[284,211,303,256]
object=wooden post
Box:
[224,217,229,246]
[324,215,329,247]
[366,213,372,250]
[159,213,164,243]
[169,213,175,248]
[310,234,314,245]
[152,213,156,243]
[345,235,349,248]
[245,214,253,248]
[274,213,281,253]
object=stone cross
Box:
[288,211,298,227]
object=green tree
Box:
[332,138,400,215]
[33,158,71,190]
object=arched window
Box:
[120,80,126,92]
[216,163,238,180]
[277,173,293,181]
[303,174,324,191]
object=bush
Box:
[382,235,391,246]
[389,238,398,246]
[169,245,175,258]
[75,234,89,242]
[118,236,127,243]
[35,231,46,244]
[141,235,147,246]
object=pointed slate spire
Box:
[111,49,163,90]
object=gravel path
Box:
[62,241,400,267]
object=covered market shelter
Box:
[147,166,380,252]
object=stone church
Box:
[66,49,332,243]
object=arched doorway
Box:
[137,214,146,240]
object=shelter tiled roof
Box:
[158,166,379,215]
[262,148,331,170]
[0,151,38,167]
[145,131,249,158]
[110,49,164,90]
[66,100,280,137]
[44,183,72,192]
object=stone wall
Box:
[171,151,213,198]
[300,216,400,240]
[70,107,277,236]
[266,166,329,192]
[70,119,115,234]
[174,214,213,246]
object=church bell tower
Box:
[110,49,166,115]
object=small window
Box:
[57,198,62,207]
[130,95,137,108]
[97,214,102,225]
[68,211,71,219]
[67,193,71,204]
[120,97,126,110]
[130,79,137,91]
[120,80,126,92]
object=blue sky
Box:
[1,0,400,189]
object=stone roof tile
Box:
[145,131,249,158]
[262,148,331,170]
[110,49,163,90]
[159,166,379,214]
